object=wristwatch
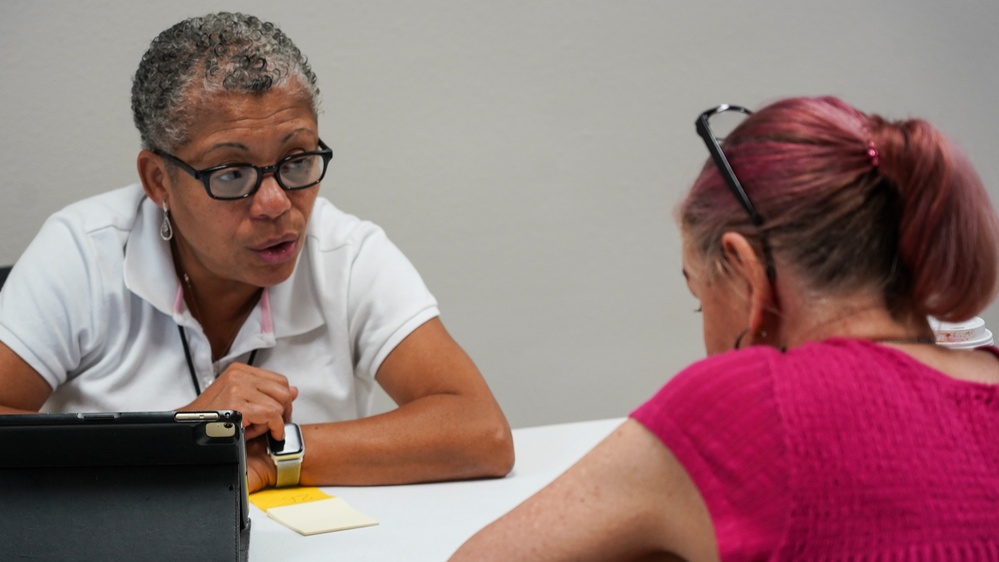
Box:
[268,423,305,488]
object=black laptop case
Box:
[0,410,250,561]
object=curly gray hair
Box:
[131,12,321,151]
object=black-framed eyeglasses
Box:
[695,104,775,280]
[154,139,333,200]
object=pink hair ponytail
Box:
[871,116,999,320]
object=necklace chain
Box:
[871,336,937,345]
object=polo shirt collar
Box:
[123,196,324,339]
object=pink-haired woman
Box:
[451,96,999,561]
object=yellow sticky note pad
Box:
[249,487,379,535]
[249,487,332,511]
[267,498,379,535]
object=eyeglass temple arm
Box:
[695,116,764,226]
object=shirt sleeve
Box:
[630,347,790,561]
[0,212,108,389]
[344,223,440,381]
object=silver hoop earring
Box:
[160,203,173,241]
[759,330,767,339]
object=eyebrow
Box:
[202,129,316,157]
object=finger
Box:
[283,386,298,423]
[244,422,270,441]
[216,367,296,409]
[250,377,297,408]
[221,363,291,388]
[240,398,288,440]
[246,404,286,441]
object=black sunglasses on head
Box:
[695,104,775,281]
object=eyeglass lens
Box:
[210,154,327,199]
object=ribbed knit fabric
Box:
[631,338,999,561]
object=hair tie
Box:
[866,140,880,168]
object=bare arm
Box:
[0,313,510,488]
[246,317,514,489]
[0,341,53,414]
[449,419,718,562]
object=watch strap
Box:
[274,456,302,488]
[270,423,304,488]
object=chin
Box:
[253,263,297,288]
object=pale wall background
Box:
[2,1,998,428]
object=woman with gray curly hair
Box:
[0,12,514,491]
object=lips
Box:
[252,236,299,265]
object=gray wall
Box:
[3,1,998,428]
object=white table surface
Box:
[248,417,625,561]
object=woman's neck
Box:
[775,288,933,349]
[171,240,262,361]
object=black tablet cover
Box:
[0,410,250,561]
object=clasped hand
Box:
[181,362,299,492]
[183,362,298,441]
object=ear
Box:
[720,231,778,344]
[137,149,170,208]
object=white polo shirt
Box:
[0,184,439,422]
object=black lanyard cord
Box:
[177,325,258,395]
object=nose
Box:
[250,173,292,219]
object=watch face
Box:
[268,424,303,456]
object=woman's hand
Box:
[182,362,298,440]
[246,435,276,493]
